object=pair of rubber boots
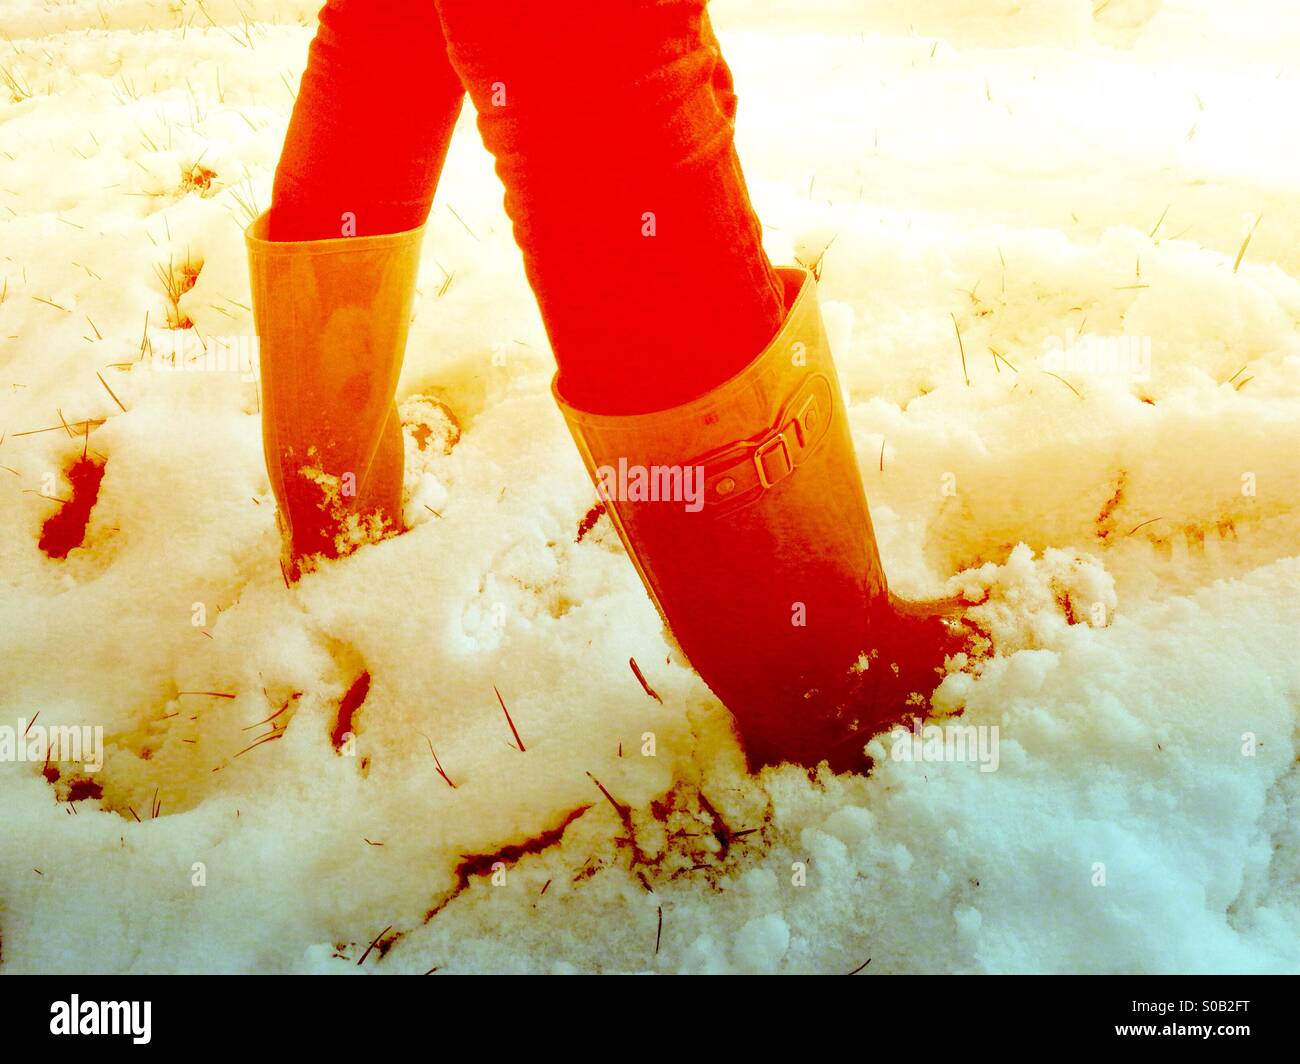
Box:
[246,213,960,773]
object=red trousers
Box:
[271,0,784,414]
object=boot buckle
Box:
[754,432,794,489]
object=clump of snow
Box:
[0,0,1296,973]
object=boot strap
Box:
[691,371,835,515]
[555,267,839,518]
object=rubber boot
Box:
[555,268,962,772]
[246,211,424,579]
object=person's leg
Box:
[252,0,464,576]
[434,0,785,415]
[271,0,464,241]
[433,1,962,772]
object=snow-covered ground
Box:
[1,0,1297,973]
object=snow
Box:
[1,0,1297,973]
